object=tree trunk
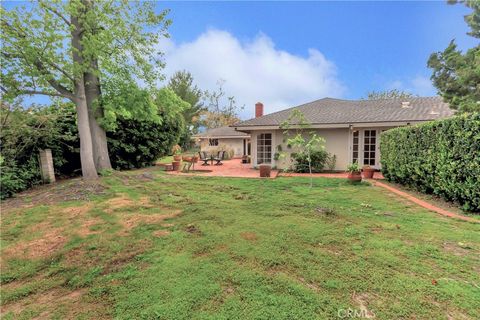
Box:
[71,2,98,179]
[84,65,112,172]
[82,0,112,172]
[75,88,99,180]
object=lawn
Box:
[1,168,479,319]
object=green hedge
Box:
[380,113,480,212]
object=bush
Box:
[0,103,79,199]
[291,149,329,173]
[380,113,480,212]
[108,116,184,169]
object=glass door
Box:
[257,133,272,164]
[352,130,359,163]
[363,130,377,166]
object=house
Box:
[234,98,454,170]
[193,126,251,158]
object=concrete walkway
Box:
[370,180,479,223]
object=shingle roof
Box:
[235,97,454,127]
[193,126,250,138]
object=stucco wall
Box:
[271,128,350,170]
[199,138,246,157]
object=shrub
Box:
[0,103,79,199]
[380,113,480,212]
[291,149,329,173]
[107,115,184,170]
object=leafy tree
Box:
[202,80,243,129]
[365,89,416,100]
[1,1,171,179]
[428,0,480,113]
[280,109,326,187]
[107,88,188,169]
[167,70,204,147]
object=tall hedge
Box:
[380,113,480,212]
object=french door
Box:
[257,133,272,164]
[351,129,378,167]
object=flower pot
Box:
[259,164,271,178]
[347,171,362,183]
[173,155,182,161]
[172,161,181,171]
[363,167,375,179]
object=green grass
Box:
[1,169,479,319]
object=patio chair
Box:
[213,151,226,165]
[199,151,210,166]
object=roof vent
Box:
[401,101,411,108]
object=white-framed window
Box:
[257,133,272,164]
[208,138,219,146]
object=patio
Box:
[163,158,279,179]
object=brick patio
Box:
[164,158,279,179]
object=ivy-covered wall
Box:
[380,113,480,212]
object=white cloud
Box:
[388,75,437,97]
[159,29,345,119]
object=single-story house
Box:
[233,98,454,170]
[193,126,251,158]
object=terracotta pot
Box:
[347,171,362,183]
[172,161,181,171]
[363,167,375,179]
[259,164,271,178]
[173,155,182,161]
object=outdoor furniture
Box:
[213,151,226,165]
[199,151,210,166]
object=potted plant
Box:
[172,145,182,161]
[346,162,362,183]
[362,165,375,179]
[172,160,181,171]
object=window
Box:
[257,133,272,164]
[208,138,218,146]
[352,130,359,163]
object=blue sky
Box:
[4,1,477,118]
[155,1,476,116]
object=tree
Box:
[1,1,170,179]
[202,80,243,129]
[365,89,416,100]
[428,0,480,113]
[280,109,326,187]
[167,70,204,147]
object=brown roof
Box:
[193,126,250,138]
[235,97,454,127]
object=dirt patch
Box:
[3,228,67,260]
[352,292,376,319]
[153,230,170,237]
[442,242,475,257]
[1,179,106,214]
[185,224,201,235]
[78,217,103,236]
[1,286,110,319]
[104,195,154,213]
[62,203,93,218]
[240,232,258,241]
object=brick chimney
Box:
[255,102,264,118]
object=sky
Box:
[156,1,477,118]
[3,1,478,119]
